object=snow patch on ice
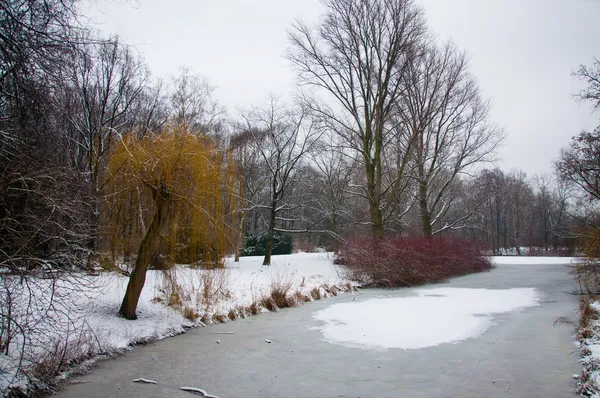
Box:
[490,256,577,265]
[313,287,539,350]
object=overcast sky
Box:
[83,0,600,176]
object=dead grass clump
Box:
[249,302,260,315]
[212,313,226,323]
[228,309,238,321]
[579,296,600,334]
[323,284,339,296]
[310,287,322,301]
[261,296,279,312]
[270,288,288,309]
[183,306,199,321]
[168,291,182,308]
[200,313,211,324]
[293,290,311,304]
[268,272,294,308]
[198,268,231,310]
[284,294,298,308]
[234,305,247,319]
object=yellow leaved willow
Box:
[103,125,237,319]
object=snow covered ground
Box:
[313,287,540,350]
[87,252,349,349]
[577,300,600,397]
[0,252,353,393]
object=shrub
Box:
[148,253,174,270]
[572,231,600,294]
[336,236,492,287]
[242,234,293,256]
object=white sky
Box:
[83,0,600,176]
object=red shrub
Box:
[336,236,492,287]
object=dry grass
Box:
[22,328,104,396]
[228,309,237,321]
[310,287,322,300]
[296,291,312,303]
[260,296,279,312]
[151,266,233,324]
[200,313,211,324]
[182,306,199,321]
[249,302,260,315]
[198,268,231,310]
[268,272,294,308]
[212,313,226,323]
[579,295,600,338]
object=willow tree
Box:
[104,125,236,319]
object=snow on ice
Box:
[313,287,540,350]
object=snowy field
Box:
[313,287,540,350]
[87,252,351,349]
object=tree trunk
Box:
[418,179,433,238]
[119,184,170,319]
[365,155,384,240]
[369,200,384,239]
[234,211,246,262]
[263,203,276,265]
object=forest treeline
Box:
[0,0,595,282]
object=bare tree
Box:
[307,136,355,248]
[574,58,600,109]
[398,42,504,237]
[170,66,225,137]
[287,0,426,238]
[240,97,322,265]
[0,1,107,392]
[67,36,149,185]
[65,36,150,254]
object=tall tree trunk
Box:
[234,211,246,262]
[365,154,384,240]
[263,204,276,265]
[119,184,170,319]
[369,199,384,239]
[418,178,433,238]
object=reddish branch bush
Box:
[336,236,492,287]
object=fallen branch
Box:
[132,378,157,384]
[180,386,220,397]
